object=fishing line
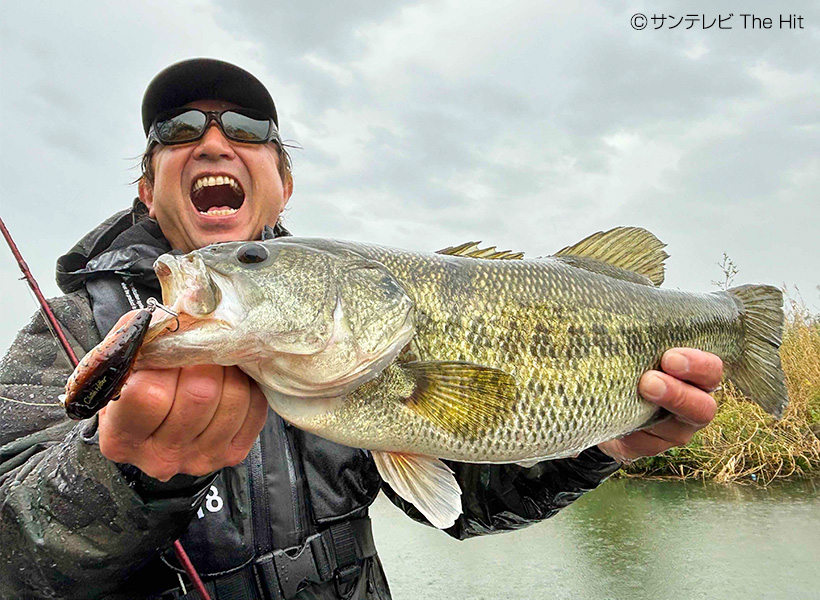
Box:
[22,285,78,368]
[5,281,73,408]
[1,216,210,600]
[0,395,61,407]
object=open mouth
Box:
[191,174,245,216]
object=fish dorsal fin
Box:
[400,361,518,437]
[371,451,462,529]
[552,256,657,286]
[553,226,668,286]
[437,242,524,260]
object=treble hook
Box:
[147,297,180,332]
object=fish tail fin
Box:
[724,284,788,418]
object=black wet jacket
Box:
[0,203,621,599]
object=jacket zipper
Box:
[249,416,309,554]
[280,419,307,542]
[248,437,272,554]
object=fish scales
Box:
[294,241,746,463]
[67,227,786,528]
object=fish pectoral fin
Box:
[400,361,518,436]
[371,451,462,529]
[553,226,668,286]
[436,242,524,260]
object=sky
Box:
[1,0,818,353]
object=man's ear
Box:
[283,174,294,206]
[138,178,156,218]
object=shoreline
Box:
[621,311,820,484]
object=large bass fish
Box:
[64,227,788,528]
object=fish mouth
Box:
[155,253,222,316]
[136,252,243,364]
[142,311,229,346]
[189,173,245,217]
[135,309,235,370]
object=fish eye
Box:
[236,243,269,265]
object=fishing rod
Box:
[1,217,79,366]
[0,216,212,600]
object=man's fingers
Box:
[602,350,723,462]
[99,365,267,479]
[660,349,723,392]
[194,367,253,456]
[151,365,224,448]
[599,433,669,463]
[643,418,698,448]
[639,371,718,427]
[101,368,181,442]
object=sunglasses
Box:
[149,108,280,145]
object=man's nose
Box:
[194,122,235,160]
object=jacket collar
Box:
[56,199,293,295]
[56,199,170,294]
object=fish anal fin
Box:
[371,451,462,529]
[553,226,668,286]
[401,361,518,437]
[437,242,524,260]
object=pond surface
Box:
[370,478,820,600]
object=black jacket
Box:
[0,202,621,599]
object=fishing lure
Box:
[60,299,178,420]
[2,216,211,600]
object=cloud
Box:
[218,0,409,60]
[1,0,818,354]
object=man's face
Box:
[139,99,292,252]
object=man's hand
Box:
[598,348,721,463]
[98,365,268,481]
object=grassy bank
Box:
[623,305,820,484]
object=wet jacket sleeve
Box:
[383,450,621,540]
[0,294,212,599]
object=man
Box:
[0,58,721,600]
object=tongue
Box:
[191,183,244,213]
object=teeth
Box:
[200,207,239,216]
[193,175,241,193]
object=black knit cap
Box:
[141,58,278,136]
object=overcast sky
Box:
[1,0,818,353]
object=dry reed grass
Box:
[623,301,820,484]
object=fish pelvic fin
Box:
[371,451,462,529]
[436,242,525,260]
[514,458,542,468]
[401,361,518,437]
[553,226,668,286]
[725,284,789,418]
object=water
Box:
[370,478,820,600]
